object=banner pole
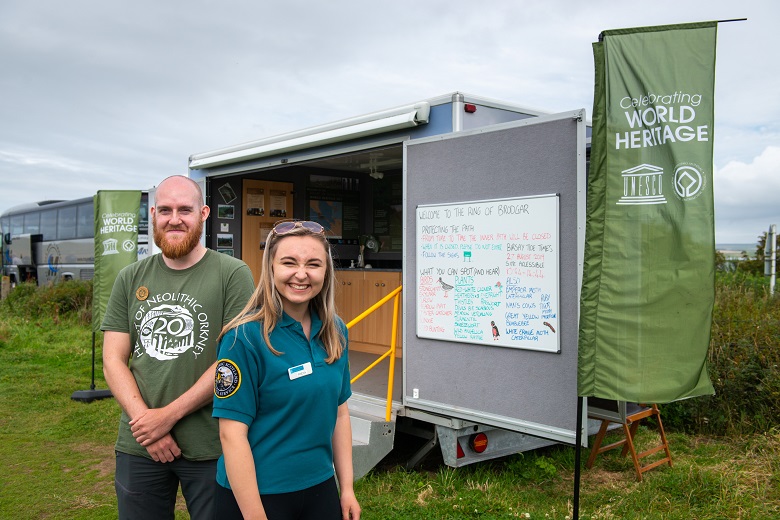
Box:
[573,396,583,520]
[71,331,113,403]
[90,331,96,390]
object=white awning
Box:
[189,102,430,170]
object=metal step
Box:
[349,401,396,479]
[348,386,403,414]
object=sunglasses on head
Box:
[270,220,325,237]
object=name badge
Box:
[288,362,313,381]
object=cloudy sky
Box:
[1,0,777,245]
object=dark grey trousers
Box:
[114,451,217,520]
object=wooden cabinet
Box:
[335,270,367,342]
[240,179,294,283]
[362,272,401,346]
[335,270,402,356]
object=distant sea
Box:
[716,244,754,253]
[716,243,755,260]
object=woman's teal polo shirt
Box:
[212,310,351,494]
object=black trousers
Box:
[215,476,342,520]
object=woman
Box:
[212,220,360,520]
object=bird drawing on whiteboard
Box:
[491,321,500,340]
[437,277,453,298]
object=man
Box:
[102,175,255,519]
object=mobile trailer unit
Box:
[189,92,590,476]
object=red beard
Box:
[153,215,203,259]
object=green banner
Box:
[578,22,718,402]
[92,191,142,332]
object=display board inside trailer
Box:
[403,111,586,443]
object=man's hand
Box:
[129,408,178,446]
[145,433,182,463]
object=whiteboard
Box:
[415,194,560,353]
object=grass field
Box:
[1,312,779,519]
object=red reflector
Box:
[456,440,465,458]
[464,103,477,113]
[469,432,488,453]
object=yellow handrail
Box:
[348,285,402,422]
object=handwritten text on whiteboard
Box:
[416,195,560,353]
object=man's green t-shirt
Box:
[101,249,254,461]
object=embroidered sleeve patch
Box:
[214,359,241,398]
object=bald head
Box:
[157,175,204,207]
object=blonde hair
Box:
[220,224,345,363]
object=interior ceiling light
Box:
[369,166,384,180]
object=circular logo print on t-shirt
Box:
[215,359,241,398]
